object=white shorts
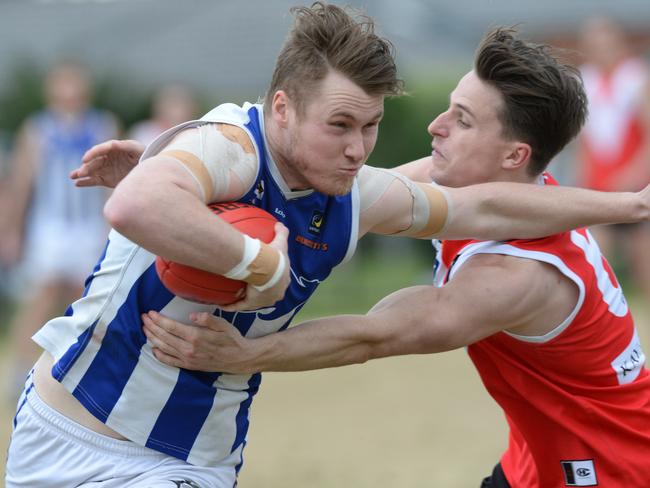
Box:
[19,220,108,286]
[5,373,239,488]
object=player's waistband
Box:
[25,383,164,458]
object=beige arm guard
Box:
[359,165,451,238]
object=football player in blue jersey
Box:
[7,3,650,488]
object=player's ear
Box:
[502,142,531,171]
[271,90,290,128]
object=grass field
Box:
[1,242,648,487]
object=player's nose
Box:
[344,133,365,163]
[428,112,449,138]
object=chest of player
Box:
[241,174,354,314]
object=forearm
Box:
[442,182,650,240]
[244,315,379,372]
[243,286,452,372]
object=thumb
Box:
[190,312,214,327]
[270,222,289,253]
[191,312,235,333]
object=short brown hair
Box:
[475,27,588,175]
[264,1,403,114]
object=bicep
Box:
[367,256,555,355]
[110,154,205,209]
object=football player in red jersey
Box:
[142,27,650,487]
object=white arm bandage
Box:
[403,180,452,238]
[223,234,287,290]
[358,165,451,238]
[159,123,258,202]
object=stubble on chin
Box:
[291,157,354,196]
[315,175,354,196]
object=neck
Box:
[495,167,539,185]
[50,105,85,121]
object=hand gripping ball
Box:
[155,202,277,305]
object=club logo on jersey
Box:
[309,210,324,235]
[251,180,265,204]
[561,459,598,486]
[295,234,329,251]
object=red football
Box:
[155,202,277,305]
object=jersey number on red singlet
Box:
[571,229,628,317]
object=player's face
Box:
[426,71,515,188]
[46,66,91,115]
[282,71,384,195]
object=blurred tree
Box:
[0,61,44,135]
[368,75,457,167]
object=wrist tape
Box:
[224,234,286,290]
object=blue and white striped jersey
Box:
[33,103,359,467]
[28,109,116,230]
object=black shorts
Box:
[480,463,511,488]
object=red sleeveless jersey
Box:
[434,174,650,487]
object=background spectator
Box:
[0,61,119,399]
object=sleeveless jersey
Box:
[33,102,359,467]
[433,174,650,487]
[27,109,116,229]
[579,58,649,191]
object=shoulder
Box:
[16,114,46,145]
[452,251,579,336]
[200,102,260,126]
[214,123,256,155]
[166,123,256,159]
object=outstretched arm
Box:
[439,181,649,240]
[142,253,572,373]
[358,165,650,240]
